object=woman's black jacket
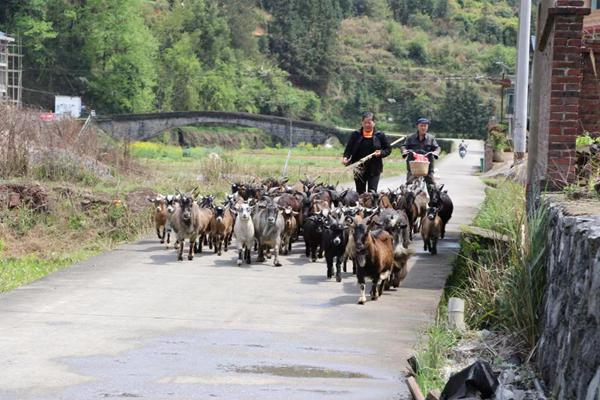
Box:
[343,129,392,177]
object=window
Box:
[593,0,600,9]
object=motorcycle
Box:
[459,147,467,158]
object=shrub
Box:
[407,39,429,65]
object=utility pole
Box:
[513,0,531,161]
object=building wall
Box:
[0,40,8,98]
[545,0,586,186]
[528,1,554,189]
[583,0,600,29]
[580,37,600,135]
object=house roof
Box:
[0,31,15,42]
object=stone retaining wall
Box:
[537,197,600,400]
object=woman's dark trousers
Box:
[355,174,380,194]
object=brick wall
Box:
[545,1,587,186]
[580,36,600,135]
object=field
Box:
[130,141,409,196]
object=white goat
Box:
[233,203,255,265]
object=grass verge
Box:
[413,179,550,392]
[414,307,461,394]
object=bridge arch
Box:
[93,111,346,145]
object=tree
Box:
[433,0,449,19]
[157,34,203,111]
[438,83,492,139]
[268,0,342,93]
[217,0,260,57]
[82,0,158,113]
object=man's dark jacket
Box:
[343,129,392,177]
[400,132,441,155]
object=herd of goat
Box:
[148,177,453,304]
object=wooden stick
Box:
[344,136,406,170]
[407,376,426,400]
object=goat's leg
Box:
[343,256,348,273]
[371,277,380,301]
[224,234,230,252]
[159,226,166,243]
[273,238,282,267]
[156,226,162,240]
[326,256,333,279]
[237,247,243,265]
[196,234,203,253]
[440,223,446,239]
[245,246,251,264]
[335,256,342,282]
[177,238,184,261]
[311,245,317,263]
[188,238,195,260]
[304,239,310,257]
[432,238,438,255]
[257,243,265,262]
[385,271,393,290]
[357,271,367,304]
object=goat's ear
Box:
[438,184,444,191]
[148,197,155,203]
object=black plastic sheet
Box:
[440,360,499,400]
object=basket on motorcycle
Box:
[409,160,430,177]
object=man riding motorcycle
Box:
[458,140,467,158]
[400,117,441,187]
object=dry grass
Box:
[0,104,130,182]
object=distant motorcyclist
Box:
[400,117,440,186]
[458,140,467,158]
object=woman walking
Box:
[341,112,392,194]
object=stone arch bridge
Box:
[93,111,347,145]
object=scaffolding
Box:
[0,32,22,107]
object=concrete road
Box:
[0,140,485,400]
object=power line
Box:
[22,87,63,96]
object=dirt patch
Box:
[0,183,49,212]
[125,188,158,213]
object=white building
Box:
[0,31,22,106]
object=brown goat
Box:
[378,193,394,209]
[148,196,168,244]
[420,206,443,255]
[353,222,394,304]
[280,206,298,255]
[210,205,235,256]
[194,207,214,254]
